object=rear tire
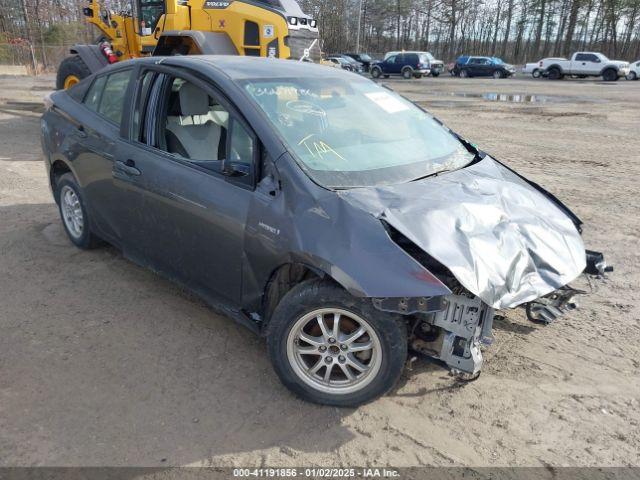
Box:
[602,68,618,82]
[267,279,407,407]
[401,67,413,79]
[370,66,382,78]
[56,55,92,90]
[55,173,102,249]
[547,67,562,80]
[459,69,469,78]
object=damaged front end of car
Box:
[339,154,612,379]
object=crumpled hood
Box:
[339,156,586,309]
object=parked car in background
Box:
[544,52,629,81]
[41,55,608,406]
[626,60,640,80]
[344,53,374,72]
[326,56,356,71]
[455,56,516,78]
[370,52,431,79]
[522,57,567,78]
[336,55,365,73]
[383,51,444,76]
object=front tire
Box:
[602,68,618,82]
[459,69,469,78]
[56,55,92,90]
[628,71,638,80]
[493,70,504,79]
[267,279,407,407]
[55,173,102,249]
[532,69,541,78]
[370,66,382,78]
[431,71,440,77]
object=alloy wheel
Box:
[60,185,84,239]
[286,308,383,395]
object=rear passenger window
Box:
[98,70,131,125]
[83,76,107,112]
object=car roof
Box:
[149,55,357,80]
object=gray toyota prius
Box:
[41,56,609,406]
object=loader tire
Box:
[56,55,92,90]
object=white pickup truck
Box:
[544,52,630,81]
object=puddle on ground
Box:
[427,92,598,104]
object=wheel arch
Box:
[68,44,108,74]
[546,64,563,74]
[49,158,77,202]
[600,66,619,77]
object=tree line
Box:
[302,0,640,62]
[1,0,639,67]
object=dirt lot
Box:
[1,72,639,468]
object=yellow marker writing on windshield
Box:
[298,134,346,161]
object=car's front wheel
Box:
[493,70,504,79]
[55,173,102,249]
[532,69,541,78]
[459,69,469,78]
[267,279,407,407]
[370,66,382,78]
[627,71,637,80]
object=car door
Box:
[467,57,481,75]
[573,53,598,75]
[382,55,396,74]
[392,54,405,74]
[68,68,135,243]
[113,66,256,304]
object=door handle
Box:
[75,124,87,138]
[115,159,141,176]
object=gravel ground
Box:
[0,72,639,467]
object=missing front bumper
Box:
[408,294,494,377]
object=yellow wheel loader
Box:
[56,0,321,89]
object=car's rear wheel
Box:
[401,67,413,79]
[547,67,562,80]
[55,173,102,249]
[267,279,407,407]
[56,55,92,90]
[459,69,469,78]
[413,72,423,78]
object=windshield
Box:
[242,76,474,188]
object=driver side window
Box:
[134,71,255,182]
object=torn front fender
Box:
[340,156,586,309]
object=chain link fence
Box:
[0,43,73,75]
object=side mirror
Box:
[222,161,250,177]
